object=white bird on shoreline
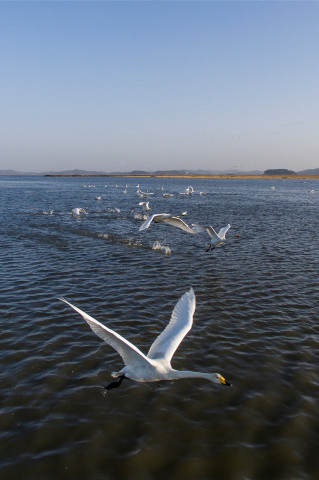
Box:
[139,213,196,234]
[193,224,231,251]
[59,288,231,390]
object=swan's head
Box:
[216,373,232,386]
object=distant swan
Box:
[180,185,194,196]
[72,208,87,216]
[139,201,151,211]
[193,224,231,251]
[139,213,196,234]
[60,288,231,389]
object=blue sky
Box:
[1,1,319,173]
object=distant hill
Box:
[0,168,264,176]
[114,168,264,176]
[151,169,264,176]
[1,167,318,176]
[0,169,108,176]
[264,169,296,175]
[297,168,319,175]
[43,169,108,176]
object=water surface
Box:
[1,176,318,479]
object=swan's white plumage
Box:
[147,287,195,362]
[59,289,231,386]
[72,208,87,216]
[138,201,151,211]
[139,213,196,234]
[193,223,231,247]
[59,298,150,369]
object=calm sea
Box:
[1,175,318,480]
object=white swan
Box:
[139,213,196,234]
[59,288,231,389]
[139,201,151,211]
[139,213,194,233]
[179,185,194,196]
[137,188,154,198]
[193,224,231,251]
[71,208,87,216]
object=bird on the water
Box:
[60,288,231,390]
[138,201,151,212]
[71,208,87,216]
[192,224,231,251]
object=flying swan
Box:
[138,201,151,212]
[193,224,231,251]
[139,213,196,234]
[60,288,231,390]
[71,208,87,216]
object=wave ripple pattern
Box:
[0,176,318,480]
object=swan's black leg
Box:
[105,374,125,390]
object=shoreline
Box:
[42,174,319,180]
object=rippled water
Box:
[1,175,318,480]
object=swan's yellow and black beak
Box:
[218,374,232,386]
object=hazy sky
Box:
[1,1,319,173]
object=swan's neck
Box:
[168,369,219,384]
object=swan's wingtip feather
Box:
[185,287,196,305]
[59,297,74,307]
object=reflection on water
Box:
[0,176,318,479]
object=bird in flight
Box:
[192,224,231,251]
[60,288,231,390]
[139,213,196,234]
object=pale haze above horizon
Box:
[1,1,319,173]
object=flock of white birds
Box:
[71,183,232,251]
[62,182,234,390]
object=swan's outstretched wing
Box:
[192,223,205,233]
[140,213,195,234]
[147,288,196,363]
[192,224,219,239]
[139,213,171,231]
[60,298,151,368]
[162,216,196,234]
[217,224,231,239]
[138,201,150,211]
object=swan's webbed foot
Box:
[105,374,125,390]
